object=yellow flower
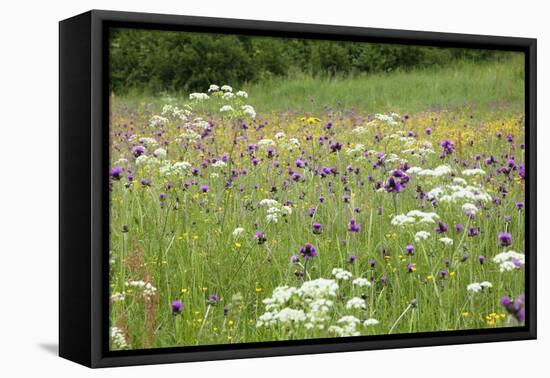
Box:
[255,287,262,293]
[181,288,188,294]
[462,311,470,317]
[193,235,199,240]
[427,275,434,281]
[235,242,241,249]
[228,320,234,327]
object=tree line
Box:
[109,28,513,94]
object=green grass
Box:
[118,56,524,116]
[243,57,524,114]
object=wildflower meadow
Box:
[108,31,526,350]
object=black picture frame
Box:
[59,9,537,368]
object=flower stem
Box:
[389,303,412,334]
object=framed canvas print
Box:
[59,10,537,368]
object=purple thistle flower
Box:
[171,299,183,314]
[455,223,465,232]
[110,167,123,180]
[312,223,323,234]
[348,255,357,264]
[407,263,415,273]
[307,206,317,217]
[209,294,219,304]
[440,139,455,155]
[347,218,361,233]
[516,201,525,209]
[132,145,146,157]
[518,165,525,180]
[223,306,230,316]
[425,127,432,135]
[200,185,209,193]
[369,258,376,268]
[318,195,325,203]
[384,177,402,193]
[392,169,410,183]
[467,226,480,237]
[290,255,299,264]
[512,257,523,267]
[299,243,318,260]
[479,255,486,265]
[435,221,448,234]
[405,244,414,255]
[498,232,512,247]
[329,142,343,152]
[295,158,306,168]
[500,295,511,307]
[439,270,447,279]
[291,172,302,181]
[254,231,266,244]
[500,293,525,323]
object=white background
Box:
[0,0,546,376]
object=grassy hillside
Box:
[116,56,524,116]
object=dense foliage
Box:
[109,28,511,94]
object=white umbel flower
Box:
[439,237,454,246]
[462,168,486,176]
[220,105,234,113]
[414,231,431,242]
[352,277,371,287]
[332,268,353,281]
[275,308,306,324]
[232,227,244,237]
[391,214,416,226]
[467,283,483,293]
[110,327,128,349]
[346,297,366,310]
[462,203,479,215]
[189,92,209,100]
[153,148,167,159]
[493,251,525,272]
[363,318,379,326]
[241,104,256,118]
